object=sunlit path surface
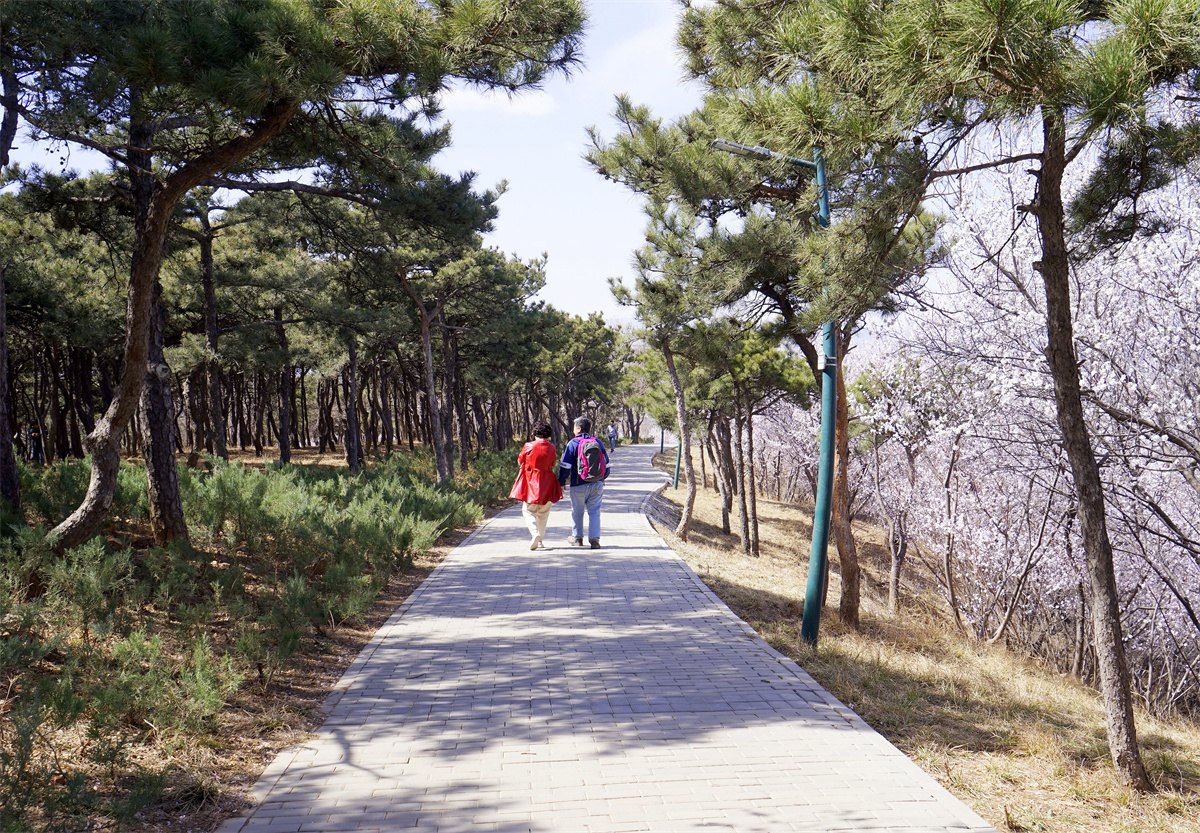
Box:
[220,443,998,833]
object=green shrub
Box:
[44,537,132,645]
[19,459,89,526]
[0,446,514,828]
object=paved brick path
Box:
[220,444,998,833]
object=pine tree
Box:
[1,0,585,547]
[678,0,1200,790]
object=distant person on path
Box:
[606,421,618,452]
[28,424,44,465]
[558,417,610,549]
[508,421,563,550]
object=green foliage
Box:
[0,447,512,828]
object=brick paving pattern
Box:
[220,444,998,832]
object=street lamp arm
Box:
[711,138,819,172]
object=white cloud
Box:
[439,87,558,117]
[587,8,701,111]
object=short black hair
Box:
[573,417,591,433]
[532,421,552,438]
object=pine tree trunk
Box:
[438,311,456,478]
[63,349,83,458]
[343,336,362,473]
[662,342,697,540]
[713,417,734,535]
[50,94,298,550]
[746,409,759,556]
[833,331,860,629]
[470,395,488,459]
[1036,112,1150,790]
[200,224,228,461]
[141,284,189,545]
[0,266,21,509]
[253,372,265,456]
[379,361,394,453]
[733,409,750,556]
[184,369,202,453]
[275,308,292,465]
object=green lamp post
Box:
[710,137,834,647]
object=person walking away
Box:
[509,421,562,549]
[606,421,618,452]
[558,417,610,549]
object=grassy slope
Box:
[647,452,1200,833]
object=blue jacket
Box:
[558,433,611,487]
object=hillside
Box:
[647,451,1200,833]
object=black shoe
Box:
[589,539,601,549]
[568,537,583,546]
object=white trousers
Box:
[521,501,552,541]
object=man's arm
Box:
[558,438,576,485]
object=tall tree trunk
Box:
[833,329,860,629]
[379,361,394,454]
[199,220,228,461]
[184,369,203,453]
[63,349,83,458]
[471,394,488,459]
[253,372,265,456]
[943,429,965,630]
[746,407,760,556]
[662,341,697,539]
[732,408,750,556]
[437,310,456,478]
[1036,112,1150,790]
[343,336,362,474]
[275,307,292,465]
[50,94,299,550]
[0,266,20,509]
[49,347,67,460]
[141,283,189,545]
[0,74,19,507]
[73,348,95,435]
[399,273,449,482]
[713,416,734,535]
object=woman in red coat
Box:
[509,421,563,549]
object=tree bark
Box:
[437,308,457,478]
[0,73,19,506]
[662,341,697,540]
[275,307,292,465]
[0,266,20,509]
[1036,112,1150,790]
[833,330,860,629]
[141,283,189,545]
[399,272,449,482]
[733,407,751,556]
[50,95,299,549]
[746,406,760,556]
[199,217,228,461]
[343,336,362,473]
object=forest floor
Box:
[645,451,1200,833]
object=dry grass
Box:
[649,451,1200,833]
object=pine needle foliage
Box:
[0,447,512,829]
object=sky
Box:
[433,0,704,326]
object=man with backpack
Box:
[558,416,611,549]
